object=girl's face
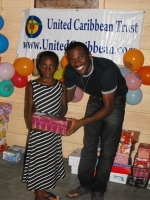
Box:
[39,56,58,78]
[67,46,92,75]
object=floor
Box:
[0,154,149,200]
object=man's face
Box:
[67,46,92,75]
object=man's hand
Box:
[66,118,82,136]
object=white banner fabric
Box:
[16,9,145,65]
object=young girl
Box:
[22,51,67,200]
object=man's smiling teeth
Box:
[76,66,84,70]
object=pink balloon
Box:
[125,72,142,90]
[71,87,84,103]
[0,62,15,80]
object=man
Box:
[64,41,128,200]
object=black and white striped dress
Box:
[22,80,65,190]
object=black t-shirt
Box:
[64,56,128,98]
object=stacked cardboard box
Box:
[68,138,101,175]
[68,130,141,184]
[68,148,81,174]
[109,130,140,184]
[0,102,12,153]
[127,143,150,188]
[3,145,25,162]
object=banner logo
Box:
[25,16,42,38]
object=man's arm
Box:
[66,91,116,136]
[67,87,76,102]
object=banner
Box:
[16,8,145,65]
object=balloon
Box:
[71,87,84,103]
[0,62,15,80]
[59,77,65,82]
[60,55,69,69]
[53,68,64,80]
[123,49,144,71]
[119,66,131,77]
[0,80,14,97]
[0,16,4,30]
[126,88,143,105]
[0,34,9,53]
[11,71,28,88]
[125,72,142,90]
[14,57,34,76]
[137,66,150,85]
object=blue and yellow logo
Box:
[25,16,42,38]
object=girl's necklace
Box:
[81,75,91,91]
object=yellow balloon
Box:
[60,55,69,69]
[53,68,64,80]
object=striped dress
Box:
[22,80,65,190]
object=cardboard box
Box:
[111,163,131,175]
[117,143,132,155]
[68,148,81,167]
[134,155,150,169]
[0,122,8,139]
[0,102,12,115]
[147,179,150,189]
[109,172,128,184]
[32,112,72,135]
[138,143,150,159]
[127,175,148,188]
[114,152,129,165]
[0,143,7,153]
[71,166,78,175]
[0,137,6,146]
[120,129,140,144]
[133,167,150,179]
[3,145,25,162]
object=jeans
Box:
[78,95,126,194]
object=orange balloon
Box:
[60,55,69,69]
[137,66,150,85]
[14,57,34,76]
[59,77,65,82]
[123,49,144,71]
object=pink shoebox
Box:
[133,167,150,179]
[109,172,128,184]
[134,154,150,169]
[114,152,129,165]
[138,143,150,159]
[32,112,72,135]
